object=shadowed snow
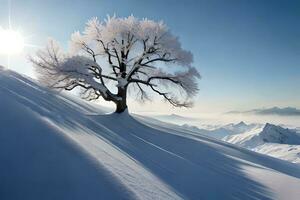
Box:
[1,69,300,199]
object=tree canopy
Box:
[30,15,200,113]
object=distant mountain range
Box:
[226,107,300,116]
[152,114,197,122]
[181,121,300,164]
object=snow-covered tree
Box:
[30,16,200,113]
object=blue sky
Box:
[0,0,299,113]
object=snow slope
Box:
[1,68,300,200]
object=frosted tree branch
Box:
[30,15,200,112]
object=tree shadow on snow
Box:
[2,71,300,200]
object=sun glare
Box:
[0,29,25,55]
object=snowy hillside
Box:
[1,68,300,200]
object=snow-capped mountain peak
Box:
[260,123,300,145]
[236,121,247,127]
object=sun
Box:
[0,29,25,55]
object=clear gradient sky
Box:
[0,0,299,114]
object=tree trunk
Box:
[115,86,127,113]
[115,55,127,113]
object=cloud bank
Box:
[226,107,300,116]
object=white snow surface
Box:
[1,69,300,200]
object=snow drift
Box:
[1,68,300,200]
